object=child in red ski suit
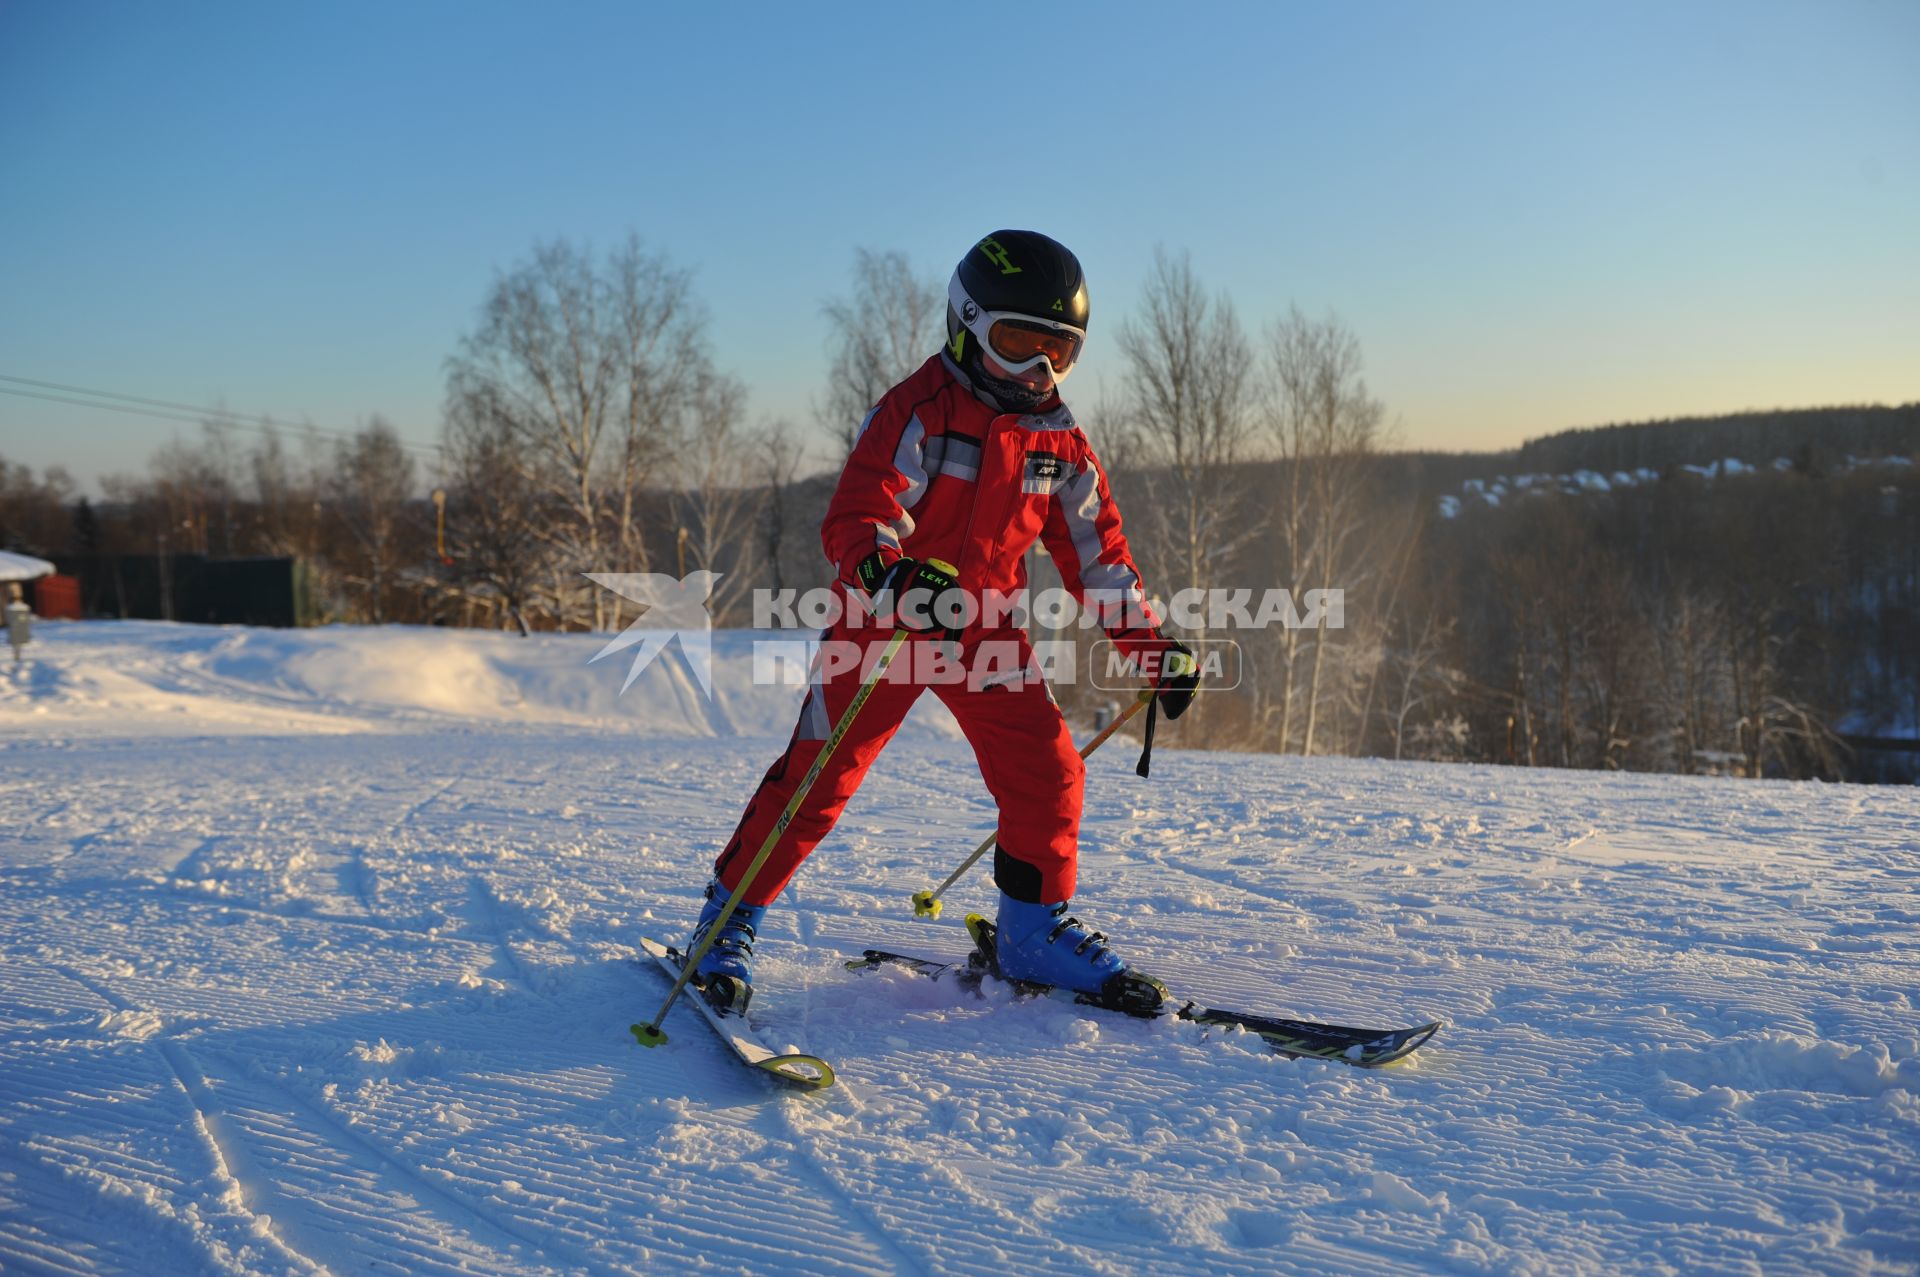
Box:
[685,230,1196,1007]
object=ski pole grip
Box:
[926,558,958,576]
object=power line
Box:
[0,372,443,455]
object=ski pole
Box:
[910,686,1154,920]
[635,627,910,1046]
[635,559,955,1047]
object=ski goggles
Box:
[949,275,1086,380]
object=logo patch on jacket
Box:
[1024,452,1066,495]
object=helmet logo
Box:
[962,300,979,323]
[1051,298,1064,312]
[977,237,1024,276]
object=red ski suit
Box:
[713,353,1170,906]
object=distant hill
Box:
[1306,405,1919,506]
[1511,403,1919,476]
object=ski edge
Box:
[635,938,836,1091]
[851,943,1441,1070]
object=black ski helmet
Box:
[946,230,1089,411]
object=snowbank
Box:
[0,620,961,741]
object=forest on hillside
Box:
[6,401,1913,783]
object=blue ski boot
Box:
[685,878,766,1014]
[994,894,1130,994]
[988,895,1168,1013]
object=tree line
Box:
[3,236,1914,781]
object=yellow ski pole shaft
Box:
[911,686,1154,919]
[635,627,911,1044]
[634,550,967,1046]
[634,626,911,1046]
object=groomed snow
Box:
[2,622,1915,1275]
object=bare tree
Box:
[1651,589,1726,773]
[442,389,550,635]
[146,433,234,557]
[1385,611,1460,760]
[446,235,715,629]
[1349,507,1426,754]
[817,248,941,452]
[1256,307,1386,755]
[669,371,765,625]
[756,418,806,596]
[608,240,703,590]
[0,458,76,554]
[447,240,609,625]
[1577,555,1648,770]
[328,418,417,622]
[1113,251,1257,725]
[1721,591,1848,779]
[248,425,330,561]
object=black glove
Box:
[1154,640,1200,721]
[855,553,965,642]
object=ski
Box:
[632,938,835,1091]
[847,918,1440,1069]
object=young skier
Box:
[685,230,1198,1009]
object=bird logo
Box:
[584,571,721,697]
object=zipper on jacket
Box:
[961,415,1031,588]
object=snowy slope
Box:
[1,623,1916,1275]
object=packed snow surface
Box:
[2,622,1916,1275]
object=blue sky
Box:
[2,0,1915,492]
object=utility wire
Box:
[0,372,443,455]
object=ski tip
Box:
[630,1022,669,1048]
[910,890,944,919]
[760,1054,836,1090]
[1359,1021,1443,1068]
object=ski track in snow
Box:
[1,623,1917,1275]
